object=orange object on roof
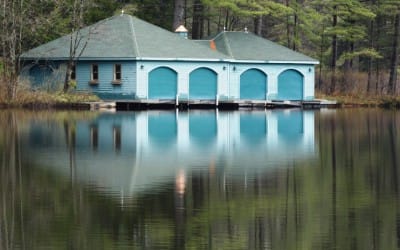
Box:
[210,40,216,50]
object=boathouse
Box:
[20,14,318,102]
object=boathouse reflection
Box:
[24,110,316,198]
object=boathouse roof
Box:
[20,14,229,61]
[20,14,318,64]
[211,31,318,63]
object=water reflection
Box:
[22,110,315,198]
[2,109,399,249]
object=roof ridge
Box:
[222,32,234,58]
[129,16,140,57]
[212,31,225,41]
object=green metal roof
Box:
[20,14,317,64]
[212,31,318,63]
[20,14,228,61]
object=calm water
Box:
[0,109,399,249]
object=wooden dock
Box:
[112,99,337,111]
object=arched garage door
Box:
[189,68,217,100]
[240,69,267,100]
[148,67,177,99]
[277,69,304,100]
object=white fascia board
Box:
[267,60,319,65]
[228,59,319,65]
[20,57,137,61]
[78,57,137,61]
[21,57,319,65]
[137,57,228,62]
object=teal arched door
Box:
[277,69,304,100]
[189,68,217,100]
[240,69,267,100]
[148,67,177,99]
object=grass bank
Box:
[316,93,400,108]
[0,84,99,109]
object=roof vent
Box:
[175,25,188,39]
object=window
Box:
[114,64,122,81]
[91,64,99,81]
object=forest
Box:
[1,0,399,101]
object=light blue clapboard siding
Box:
[76,61,136,99]
[21,59,315,101]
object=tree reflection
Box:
[0,110,400,249]
[0,112,23,250]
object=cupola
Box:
[175,25,188,39]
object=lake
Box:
[0,109,399,249]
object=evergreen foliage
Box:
[1,0,399,97]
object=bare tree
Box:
[63,0,90,92]
[388,13,400,95]
[0,0,25,100]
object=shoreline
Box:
[0,93,399,110]
[0,100,399,110]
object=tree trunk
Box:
[293,3,298,51]
[64,0,89,93]
[330,8,338,94]
[285,0,291,48]
[224,9,230,31]
[367,19,374,94]
[388,13,400,95]
[254,16,263,36]
[375,14,382,94]
[0,0,24,101]
[173,0,185,30]
[191,0,204,39]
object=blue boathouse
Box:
[20,14,319,102]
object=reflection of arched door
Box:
[240,69,267,100]
[189,68,217,100]
[277,110,303,144]
[189,112,217,146]
[277,69,303,100]
[148,112,177,145]
[240,112,266,144]
[148,67,177,99]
